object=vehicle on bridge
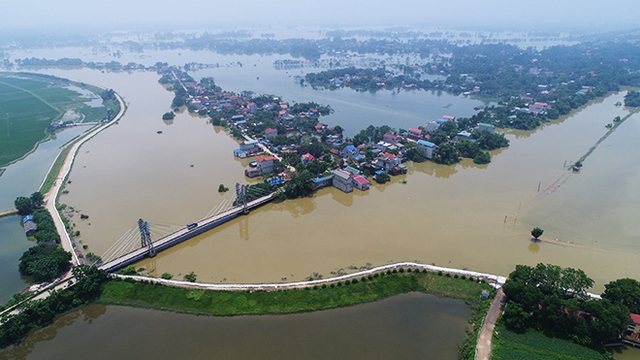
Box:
[187,222,198,230]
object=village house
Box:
[529,102,551,115]
[376,141,393,152]
[300,153,315,164]
[312,175,333,190]
[442,114,456,121]
[257,155,276,174]
[239,140,261,153]
[264,128,278,138]
[375,152,401,172]
[340,144,358,159]
[408,128,422,140]
[423,121,440,133]
[624,313,640,345]
[351,174,370,191]
[343,166,361,176]
[383,133,401,144]
[454,131,473,141]
[23,215,37,237]
[416,139,437,159]
[325,134,343,147]
[332,169,354,193]
[475,123,495,134]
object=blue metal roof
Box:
[417,140,436,147]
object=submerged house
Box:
[332,169,354,193]
[416,140,437,160]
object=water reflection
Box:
[0,293,470,360]
[528,241,540,254]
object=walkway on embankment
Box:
[118,262,508,291]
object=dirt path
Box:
[43,90,126,265]
[476,287,505,360]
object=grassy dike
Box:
[97,270,494,359]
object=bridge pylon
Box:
[137,218,156,257]
[236,183,249,214]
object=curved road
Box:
[44,90,126,265]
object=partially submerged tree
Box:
[531,227,544,240]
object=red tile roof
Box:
[257,156,276,162]
[631,313,640,324]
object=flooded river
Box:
[1,44,639,359]
[0,293,470,360]
[26,59,638,293]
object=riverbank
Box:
[43,88,126,266]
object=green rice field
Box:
[0,72,116,167]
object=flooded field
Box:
[23,63,637,294]
[0,293,470,360]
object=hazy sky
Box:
[3,0,639,32]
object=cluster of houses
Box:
[235,111,501,194]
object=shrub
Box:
[330,283,335,288]
[407,268,412,272]
[438,271,443,276]
[392,269,397,274]
[422,269,427,273]
[373,273,379,278]
[352,279,358,284]
[446,273,451,277]
[337,282,343,286]
[454,274,459,279]
[361,277,367,282]
[386,270,392,274]
[399,268,405,273]
[161,272,173,280]
[184,271,197,282]
[345,280,351,285]
[461,275,467,280]
[321,284,327,289]
[313,285,318,290]
[118,265,137,276]
[469,277,475,281]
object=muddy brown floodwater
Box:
[32,66,640,294]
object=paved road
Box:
[43,90,125,266]
[476,287,506,360]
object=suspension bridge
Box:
[98,183,276,273]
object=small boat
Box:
[249,160,258,168]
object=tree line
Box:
[14,193,72,283]
[502,263,638,348]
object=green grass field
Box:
[491,323,606,360]
[0,73,116,167]
[98,271,493,316]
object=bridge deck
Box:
[99,193,273,272]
